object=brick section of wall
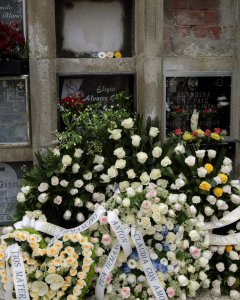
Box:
[164,0,237,56]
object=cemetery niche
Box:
[55,0,133,58]
[0,76,30,145]
[166,75,232,135]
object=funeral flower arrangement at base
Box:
[2,98,240,299]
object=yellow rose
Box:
[225,245,233,253]
[199,181,211,191]
[114,51,122,58]
[219,173,228,184]
[213,187,223,197]
[196,129,204,136]
[204,163,213,174]
[182,132,193,141]
[211,133,221,141]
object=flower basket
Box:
[0,58,29,75]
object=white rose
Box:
[76,213,85,223]
[131,135,141,147]
[109,129,122,140]
[217,246,225,255]
[83,171,92,180]
[227,276,236,287]
[223,185,231,194]
[119,181,130,191]
[96,247,105,257]
[60,180,68,187]
[187,265,195,273]
[126,169,136,179]
[93,193,105,202]
[72,163,80,173]
[231,194,240,204]
[62,155,72,167]
[107,166,118,178]
[70,188,78,195]
[127,274,136,284]
[178,275,189,286]
[100,174,110,183]
[229,264,238,272]
[178,193,187,204]
[216,262,225,272]
[17,192,26,203]
[85,184,94,193]
[199,271,207,281]
[202,279,210,288]
[212,279,221,289]
[21,186,30,194]
[53,196,62,205]
[38,193,48,203]
[192,196,201,204]
[175,178,185,189]
[207,149,216,159]
[63,210,71,220]
[185,156,196,167]
[113,147,126,159]
[189,230,200,242]
[115,159,126,169]
[121,118,134,129]
[229,250,240,261]
[94,164,104,172]
[221,165,232,174]
[168,194,178,204]
[74,198,83,207]
[223,157,232,165]
[152,146,162,158]
[38,182,49,192]
[149,127,159,137]
[122,198,130,207]
[52,148,60,156]
[216,200,228,210]
[140,172,150,185]
[93,155,105,164]
[74,180,83,188]
[197,167,207,178]
[150,169,161,180]
[199,257,209,268]
[74,148,83,158]
[206,195,217,205]
[174,143,185,154]
[86,201,94,211]
[136,152,148,164]
[205,206,214,216]
[189,205,197,216]
[161,156,172,167]
[230,290,240,300]
[126,187,136,197]
[195,150,206,158]
[188,280,200,291]
[213,176,222,185]
[51,176,59,186]
[159,203,168,214]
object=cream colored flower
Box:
[45,274,64,291]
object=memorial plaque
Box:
[59,74,134,107]
[166,76,231,135]
[0,0,26,36]
[0,76,30,145]
[0,162,30,225]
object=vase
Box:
[0,58,29,75]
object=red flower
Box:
[175,108,184,113]
[175,128,182,136]
[204,129,211,136]
[214,128,221,134]
[192,130,198,137]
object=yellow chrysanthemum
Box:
[204,163,213,174]
[199,181,211,191]
[213,187,223,197]
[211,132,221,141]
[225,245,233,253]
[182,132,193,141]
[219,173,228,184]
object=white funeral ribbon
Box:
[48,206,106,246]
[5,246,13,300]
[131,227,168,300]
[14,215,65,236]
[206,232,240,246]
[10,243,30,300]
[202,206,240,230]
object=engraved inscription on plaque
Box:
[0,163,19,224]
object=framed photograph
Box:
[164,71,232,137]
[0,76,30,145]
[0,0,27,38]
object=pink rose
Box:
[167,287,175,298]
[146,189,157,198]
[135,284,142,292]
[101,234,112,246]
[120,287,131,299]
[100,215,108,225]
[190,246,201,259]
[106,275,112,284]
[91,237,99,243]
[141,200,152,209]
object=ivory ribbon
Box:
[10,243,30,300]
[48,206,106,246]
[131,228,168,300]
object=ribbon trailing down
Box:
[9,243,30,300]
[131,227,168,300]
[48,206,106,246]
[5,246,13,300]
